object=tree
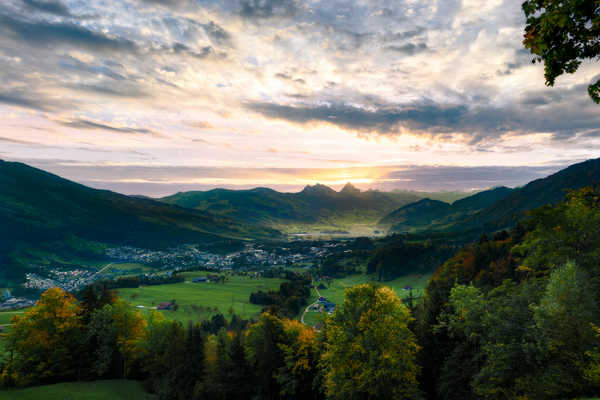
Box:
[138,313,186,400]
[276,320,323,400]
[320,284,420,400]
[245,313,288,400]
[522,0,600,103]
[530,261,600,398]
[3,288,83,385]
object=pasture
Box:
[0,380,155,400]
[117,274,285,323]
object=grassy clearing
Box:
[0,310,26,326]
[0,380,155,400]
[117,274,285,323]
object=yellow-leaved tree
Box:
[321,283,420,400]
[2,287,83,386]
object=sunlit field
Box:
[116,274,285,322]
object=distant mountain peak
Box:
[340,182,360,194]
[301,183,336,195]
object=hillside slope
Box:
[382,158,600,235]
[0,160,278,246]
[380,186,514,232]
[451,157,600,232]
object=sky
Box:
[0,0,599,196]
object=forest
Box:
[2,186,600,399]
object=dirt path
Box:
[301,286,322,325]
[95,262,114,275]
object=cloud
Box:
[185,121,215,129]
[0,14,138,52]
[201,21,232,47]
[245,100,468,134]
[245,83,600,141]
[21,0,71,17]
[0,90,70,112]
[59,56,126,80]
[239,0,299,18]
[374,164,575,192]
[385,42,428,55]
[57,118,156,134]
[66,82,149,98]
[0,136,40,145]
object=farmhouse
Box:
[157,301,175,310]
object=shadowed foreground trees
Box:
[0,284,420,400]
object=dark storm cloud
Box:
[58,118,156,134]
[21,0,71,16]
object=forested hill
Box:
[0,160,279,257]
[382,157,600,235]
[160,183,428,226]
[379,186,514,232]
[450,157,600,232]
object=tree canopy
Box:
[523,0,600,103]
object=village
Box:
[18,240,350,298]
[105,240,347,270]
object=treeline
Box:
[0,283,420,400]
[249,272,312,317]
[99,273,185,289]
[417,187,600,399]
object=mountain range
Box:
[160,183,429,229]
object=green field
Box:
[0,310,26,326]
[0,380,155,400]
[303,273,430,327]
[117,274,285,322]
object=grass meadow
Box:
[117,274,285,323]
[0,380,155,400]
